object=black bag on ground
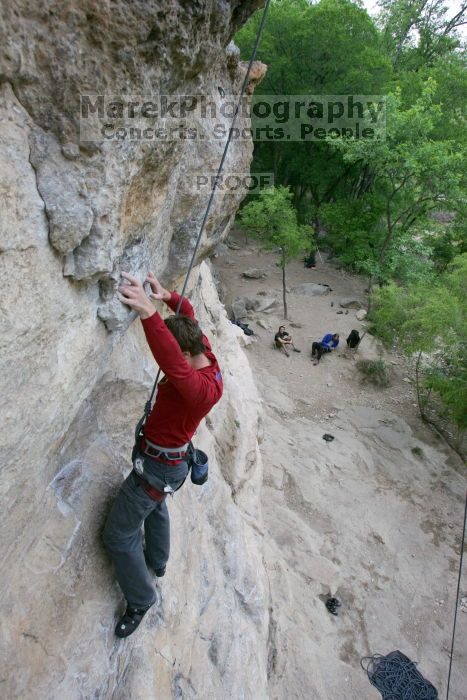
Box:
[346,329,361,348]
[231,319,255,336]
[304,252,316,268]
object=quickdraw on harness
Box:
[132,0,272,481]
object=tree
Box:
[378,0,466,69]
[369,254,467,453]
[239,187,310,318]
[322,80,465,296]
[235,0,392,233]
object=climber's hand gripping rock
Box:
[145,272,171,302]
[118,272,155,319]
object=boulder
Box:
[257,319,270,330]
[292,283,331,297]
[231,294,278,318]
[242,268,268,279]
[356,309,367,321]
[340,298,364,309]
[232,296,254,319]
[256,296,279,312]
[214,242,229,257]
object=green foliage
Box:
[239,186,309,317]
[237,0,391,95]
[411,446,424,458]
[236,0,466,276]
[357,359,391,387]
[394,52,467,145]
[321,195,386,277]
[422,214,467,272]
[370,254,467,433]
[239,186,310,264]
[324,82,465,284]
[378,0,465,70]
[234,0,466,443]
[235,0,392,218]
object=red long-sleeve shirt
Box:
[140,292,223,447]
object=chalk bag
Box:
[190,448,209,486]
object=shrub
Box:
[357,359,391,387]
[411,446,425,459]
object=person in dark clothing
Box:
[346,329,361,349]
[274,325,301,357]
[304,251,316,268]
[311,332,339,364]
[103,272,223,638]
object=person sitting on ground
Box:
[274,325,301,357]
[311,332,339,364]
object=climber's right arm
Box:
[145,272,196,320]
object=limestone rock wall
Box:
[0,2,269,697]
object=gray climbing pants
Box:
[103,455,189,609]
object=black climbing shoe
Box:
[154,565,166,577]
[115,604,152,638]
[325,597,341,616]
[293,348,301,353]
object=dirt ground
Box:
[212,230,466,700]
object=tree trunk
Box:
[377,202,395,281]
[415,352,465,458]
[282,263,288,320]
[366,275,374,313]
[311,214,320,253]
[415,350,426,421]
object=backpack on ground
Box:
[346,330,361,348]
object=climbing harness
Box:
[361,651,438,699]
[132,0,272,476]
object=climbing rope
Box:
[360,490,466,700]
[136,0,271,435]
[446,489,467,700]
[361,651,439,699]
[133,4,466,696]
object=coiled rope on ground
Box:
[361,651,439,699]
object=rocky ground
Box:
[213,230,467,699]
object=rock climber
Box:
[103,271,223,638]
[311,332,339,365]
[274,325,301,356]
